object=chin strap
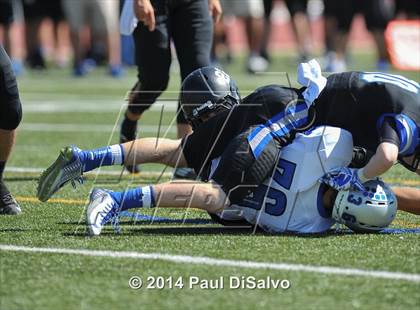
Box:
[297,59,327,108]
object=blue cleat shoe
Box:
[86,188,121,236]
[37,146,84,202]
[109,64,125,78]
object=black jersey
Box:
[182,85,303,177]
[314,71,420,152]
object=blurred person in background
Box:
[220,0,268,73]
[0,0,25,75]
[323,0,395,72]
[261,0,313,63]
[62,0,123,77]
[22,0,65,70]
[119,0,221,177]
[395,0,420,19]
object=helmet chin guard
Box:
[333,179,398,232]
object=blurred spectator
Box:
[0,0,25,75]
[211,17,233,66]
[395,0,420,19]
[261,0,313,63]
[323,0,395,72]
[62,0,123,77]
[22,0,65,70]
[220,0,268,73]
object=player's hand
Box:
[134,0,155,31]
[319,167,366,192]
[208,0,222,23]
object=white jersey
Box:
[215,126,354,233]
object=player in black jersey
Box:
[180,64,420,196]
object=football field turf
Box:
[0,54,419,310]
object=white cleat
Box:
[86,188,121,236]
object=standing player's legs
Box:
[170,0,213,179]
[120,4,171,173]
[171,0,213,138]
[0,45,22,214]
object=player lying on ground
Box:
[178,64,420,199]
[37,124,418,236]
[38,66,420,213]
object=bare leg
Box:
[393,187,420,215]
[121,137,185,168]
[245,17,263,54]
[177,123,192,139]
[371,30,389,62]
[153,181,229,213]
[0,129,16,163]
[290,12,311,59]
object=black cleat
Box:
[0,192,21,215]
[120,117,140,174]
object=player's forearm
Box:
[153,181,229,213]
[393,187,420,215]
[122,138,188,167]
[360,142,399,180]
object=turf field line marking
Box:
[22,100,178,113]
[15,196,87,205]
[20,123,177,133]
[5,166,173,178]
[1,245,419,283]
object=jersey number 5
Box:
[242,159,296,216]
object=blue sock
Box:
[78,145,124,172]
[110,186,155,211]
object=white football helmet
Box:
[332,179,398,232]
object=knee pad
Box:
[0,97,22,130]
[211,127,280,204]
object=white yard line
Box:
[0,244,419,283]
[22,100,178,113]
[20,123,177,133]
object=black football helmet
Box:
[180,67,241,129]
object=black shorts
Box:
[285,0,308,16]
[0,45,22,130]
[396,0,420,17]
[23,0,64,22]
[0,0,13,25]
[325,0,394,31]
